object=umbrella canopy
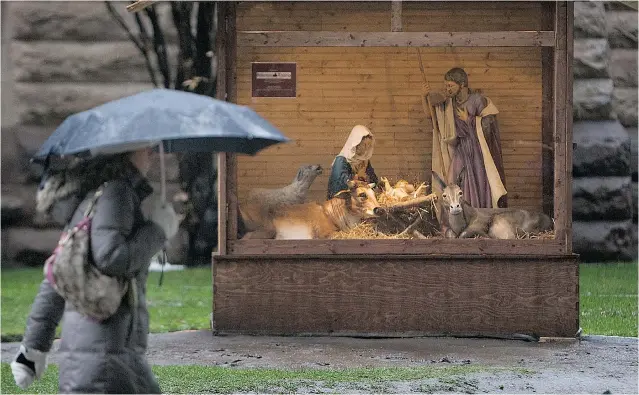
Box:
[33,88,290,161]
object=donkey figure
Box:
[432,169,553,239]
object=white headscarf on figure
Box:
[333,125,375,178]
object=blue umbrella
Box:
[34,88,290,199]
[34,88,290,159]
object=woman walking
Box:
[11,147,179,393]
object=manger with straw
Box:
[331,178,439,240]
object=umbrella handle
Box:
[158,141,168,274]
[158,142,169,262]
[159,142,166,203]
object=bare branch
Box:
[105,2,144,53]
[133,14,159,87]
[145,4,171,88]
[105,1,158,87]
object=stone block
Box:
[12,126,53,158]
[1,196,26,227]
[15,82,152,126]
[610,49,638,87]
[573,39,610,78]
[11,1,176,43]
[573,220,636,261]
[573,177,632,221]
[1,125,53,184]
[573,120,630,177]
[629,127,638,179]
[574,1,607,38]
[12,1,128,41]
[573,79,614,121]
[0,184,38,227]
[3,227,61,267]
[613,88,638,127]
[1,126,28,184]
[607,10,638,48]
[12,42,179,83]
[7,125,60,183]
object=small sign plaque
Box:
[251,62,297,98]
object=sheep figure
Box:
[240,164,323,233]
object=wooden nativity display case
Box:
[212,1,579,338]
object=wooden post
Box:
[216,2,229,255]
[212,1,229,331]
[553,1,569,253]
[215,2,239,253]
[226,3,239,242]
[541,2,555,218]
[564,1,574,253]
[391,1,402,32]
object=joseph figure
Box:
[422,67,508,209]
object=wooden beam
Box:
[237,31,556,47]
[564,1,574,253]
[228,239,566,256]
[216,2,229,255]
[226,2,239,242]
[553,1,569,253]
[391,1,402,32]
[541,2,555,218]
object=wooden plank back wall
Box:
[235,2,545,212]
[236,2,543,32]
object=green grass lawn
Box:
[1,267,212,341]
[2,262,637,341]
[579,261,638,337]
[0,362,523,394]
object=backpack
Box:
[43,184,132,321]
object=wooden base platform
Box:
[212,254,579,338]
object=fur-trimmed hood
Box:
[36,154,150,225]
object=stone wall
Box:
[572,1,638,261]
[0,1,183,268]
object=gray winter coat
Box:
[22,162,166,394]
